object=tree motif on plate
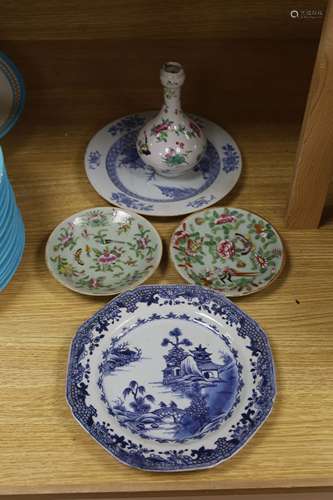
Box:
[101,326,240,442]
[67,285,276,471]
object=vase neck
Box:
[160,62,185,117]
[163,86,182,115]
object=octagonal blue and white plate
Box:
[85,113,242,216]
[67,285,276,471]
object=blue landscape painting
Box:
[101,328,240,443]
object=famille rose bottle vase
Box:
[136,62,207,177]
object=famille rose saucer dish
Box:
[85,112,241,216]
[170,208,285,297]
[0,52,25,139]
[45,207,162,296]
[67,285,276,471]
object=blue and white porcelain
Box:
[67,284,276,471]
[0,52,25,138]
[0,147,25,291]
[85,112,242,216]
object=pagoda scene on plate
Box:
[98,324,242,443]
[171,207,284,296]
[67,285,276,471]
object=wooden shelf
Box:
[1,34,333,498]
[0,0,325,40]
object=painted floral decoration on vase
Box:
[45,207,162,296]
[170,207,285,297]
[136,62,207,177]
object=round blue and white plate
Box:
[0,52,25,139]
[67,285,276,471]
[85,113,242,216]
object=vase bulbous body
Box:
[136,62,207,177]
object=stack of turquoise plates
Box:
[0,147,25,291]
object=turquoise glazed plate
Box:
[45,207,162,296]
[170,207,285,297]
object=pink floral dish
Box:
[45,207,162,296]
[170,207,285,297]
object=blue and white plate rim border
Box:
[66,284,277,472]
[84,112,242,216]
[0,51,26,139]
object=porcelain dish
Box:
[0,52,25,138]
[67,284,276,471]
[170,207,285,297]
[0,147,25,291]
[45,207,162,296]
[85,112,241,216]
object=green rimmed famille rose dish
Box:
[46,207,162,296]
[170,207,285,297]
